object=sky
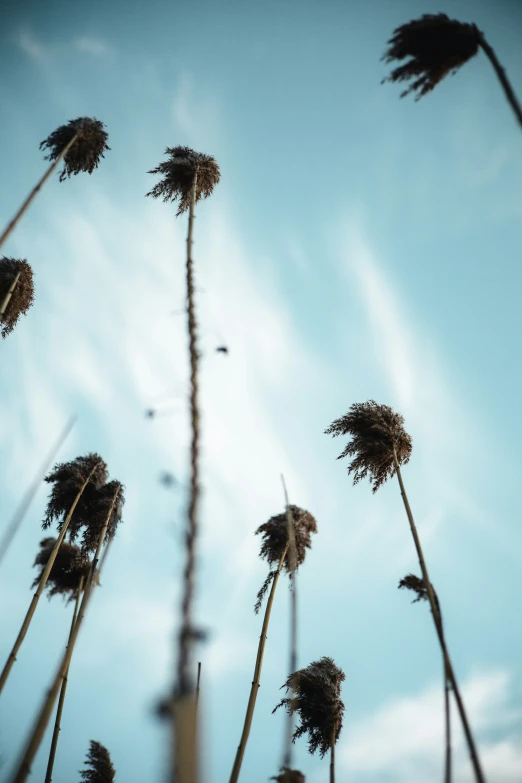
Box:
[1,0,522,781]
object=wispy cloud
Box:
[18,30,48,65]
[172,71,222,147]
[337,669,522,782]
[74,37,112,58]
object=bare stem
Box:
[44,575,84,783]
[0,134,79,251]
[229,544,289,783]
[172,169,201,783]
[392,448,485,783]
[281,475,298,772]
[330,725,336,783]
[0,458,100,696]
[0,416,76,569]
[477,33,522,130]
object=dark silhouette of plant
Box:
[326,401,485,783]
[271,770,305,783]
[68,480,125,553]
[381,13,522,129]
[11,483,122,783]
[0,453,107,695]
[0,118,109,250]
[229,506,317,783]
[147,145,220,783]
[399,574,452,783]
[31,537,93,603]
[79,740,115,783]
[146,146,220,215]
[274,657,345,783]
[0,416,75,570]
[254,505,317,613]
[0,258,34,338]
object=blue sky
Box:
[1,0,522,781]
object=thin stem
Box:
[0,271,21,319]
[281,475,298,772]
[330,725,336,783]
[172,169,201,783]
[0,134,79,251]
[444,659,452,783]
[9,486,119,783]
[477,34,522,130]
[0,416,76,569]
[392,448,486,783]
[195,662,202,716]
[44,575,84,783]
[0,458,100,695]
[229,544,289,783]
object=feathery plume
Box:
[0,257,34,338]
[254,505,317,613]
[40,117,110,182]
[31,537,94,603]
[79,740,116,783]
[325,400,412,493]
[146,145,220,216]
[273,657,345,758]
[381,13,480,99]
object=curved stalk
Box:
[392,448,485,783]
[0,458,100,695]
[0,134,78,251]
[229,543,289,783]
[44,575,84,783]
[0,416,76,569]
[9,486,119,783]
[477,35,522,130]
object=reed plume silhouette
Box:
[31,537,93,603]
[0,118,109,250]
[0,257,34,338]
[147,145,220,783]
[40,117,110,182]
[146,146,220,215]
[382,13,522,128]
[325,400,411,493]
[79,740,116,783]
[67,480,125,553]
[271,770,305,783]
[326,401,485,783]
[11,482,122,783]
[229,506,317,783]
[399,573,452,783]
[254,505,317,613]
[274,657,345,783]
[0,453,107,695]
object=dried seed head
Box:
[79,740,116,783]
[0,257,35,338]
[31,537,94,603]
[325,400,412,493]
[70,480,125,553]
[146,145,220,216]
[271,769,305,783]
[254,505,317,613]
[43,453,108,532]
[40,117,110,182]
[381,13,481,100]
[273,657,345,758]
[398,572,440,615]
